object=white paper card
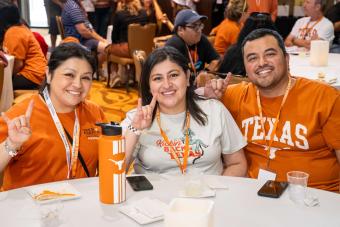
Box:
[258,169,276,181]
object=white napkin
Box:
[304,194,320,207]
[119,197,168,225]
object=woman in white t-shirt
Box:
[122,46,247,175]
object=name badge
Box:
[258,169,276,181]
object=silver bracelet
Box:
[127,124,141,136]
[4,139,19,157]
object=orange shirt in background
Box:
[247,0,278,22]
[3,25,47,85]
[0,94,107,191]
[222,77,340,192]
[213,19,241,56]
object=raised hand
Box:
[1,100,34,150]
[204,72,231,99]
[131,95,157,131]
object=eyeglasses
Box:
[185,23,204,32]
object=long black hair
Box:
[39,42,96,94]
[140,46,207,126]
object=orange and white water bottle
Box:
[97,122,126,204]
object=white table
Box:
[0,54,14,112]
[0,175,339,227]
[289,53,340,89]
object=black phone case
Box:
[126,176,153,191]
[257,180,289,198]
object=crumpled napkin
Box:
[304,194,320,207]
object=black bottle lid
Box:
[96,122,122,136]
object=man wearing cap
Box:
[165,9,220,84]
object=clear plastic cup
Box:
[287,171,309,205]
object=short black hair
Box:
[39,42,96,93]
[140,46,207,126]
[0,4,21,44]
[241,28,287,56]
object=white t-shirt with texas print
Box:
[122,99,246,175]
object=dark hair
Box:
[0,4,21,45]
[140,46,207,126]
[39,42,96,93]
[218,13,277,75]
[241,28,287,56]
[315,0,327,13]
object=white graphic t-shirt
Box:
[122,99,246,175]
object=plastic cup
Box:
[287,171,309,205]
[35,199,64,227]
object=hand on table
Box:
[1,100,34,150]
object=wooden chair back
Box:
[128,23,157,57]
[56,16,65,39]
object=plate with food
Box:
[26,182,81,203]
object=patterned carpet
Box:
[87,81,139,123]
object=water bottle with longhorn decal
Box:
[97,122,126,204]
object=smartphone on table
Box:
[257,180,289,198]
[126,176,153,191]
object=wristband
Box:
[128,124,141,136]
[4,139,19,157]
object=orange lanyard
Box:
[186,45,197,77]
[300,17,323,40]
[256,76,292,167]
[156,109,190,174]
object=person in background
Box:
[94,0,114,37]
[44,0,63,50]
[218,12,276,76]
[82,0,97,28]
[166,9,220,85]
[0,5,47,90]
[210,0,245,57]
[122,46,247,176]
[107,0,148,87]
[62,0,109,72]
[0,43,107,191]
[285,0,334,50]
[325,0,340,53]
[221,28,340,192]
[246,0,277,22]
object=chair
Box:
[107,23,156,88]
[56,16,65,39]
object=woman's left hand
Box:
[204,73,231,99]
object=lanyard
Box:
[156,109,190,174]
[256,76,292,167]
[186,44,197,77]
[300,17,323,40]
[42,87,80,179]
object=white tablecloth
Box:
[0,175,339,227]
[289,53,340,89]
[0,54,14,112]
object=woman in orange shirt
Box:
[0,5,47,90]
[0,43,106,191]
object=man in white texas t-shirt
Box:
[285,0,334,49]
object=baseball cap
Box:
[174,9,207,29]
[172,0,187,6]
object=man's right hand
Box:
[203,73,231,99]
